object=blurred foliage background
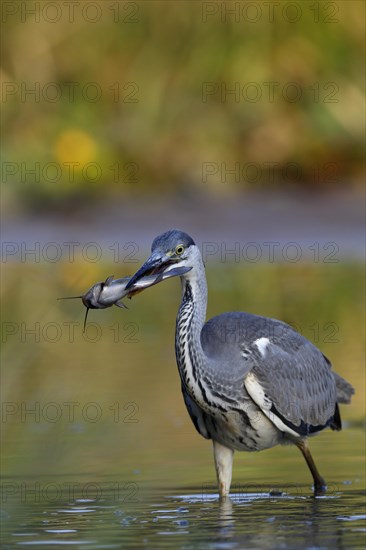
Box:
[1,0,365,211]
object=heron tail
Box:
[333,371,355,404]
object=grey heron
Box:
[125,229,354,497]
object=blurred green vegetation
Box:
[1,1,365,211]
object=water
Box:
[1,477,365,548]
[1,261,365,548]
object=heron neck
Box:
[175,259,208,391]
[181,260,208,330]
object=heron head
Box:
[125,229,195,290]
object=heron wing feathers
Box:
[244,344,338,436]
[202,312,339,436]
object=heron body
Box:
[125,229,354,497]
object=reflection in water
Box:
[217,497,235,546]
[201,490,364,550]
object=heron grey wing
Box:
[201,311,338,437]
[244,338,338,437]
[201,312,258,379]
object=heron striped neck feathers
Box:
[179,244,208,328]
[175,245,211,403]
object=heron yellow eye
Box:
[175,244,185,256]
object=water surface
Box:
[1,475,365,549]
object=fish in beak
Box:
[125,252,191,291]
[59,263,191,332]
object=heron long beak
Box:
[125,253,191,290]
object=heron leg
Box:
[296,439,326,495]
[213,440,234,498]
